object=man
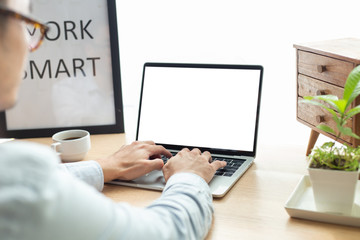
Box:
[0,0,226,239]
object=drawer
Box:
[297,50,354,87]
[297,97,352,143]
[298,74,343,98]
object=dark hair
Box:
[0,0,8,32]
[0,0,8,31]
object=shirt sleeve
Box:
[142,173,214,239]
[16,170,213,240]
[111,173,213,240]
[58,160,104,191]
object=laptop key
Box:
[161,153,177,164]
[161,155,170,164]
[213,158,246,177]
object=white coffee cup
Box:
[51,129,91,162]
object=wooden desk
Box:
[25,134,360,239]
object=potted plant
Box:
[302,65,360,215]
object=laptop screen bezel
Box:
[136,62,263,158]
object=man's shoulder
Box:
[0,141,59,182]
[0,140,59,161]
[0,142,63,239]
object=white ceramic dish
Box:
[285,175,360,227]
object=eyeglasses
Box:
[0,6,49,52]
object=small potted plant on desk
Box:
[302,65,360,215]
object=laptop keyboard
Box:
[213,157,245,177]
[161,155,245,177]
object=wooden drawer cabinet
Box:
[294,38,360,155]
[298,50,354,87]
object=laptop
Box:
[110,62,263,197]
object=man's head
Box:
[0,0,30,111]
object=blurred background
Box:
[116,0,360,149]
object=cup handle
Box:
[51,142,61,155]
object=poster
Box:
[0,0,124,138]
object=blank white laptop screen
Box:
[137,64,262,152]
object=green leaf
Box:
[332,99,347,114]
[305,95,340,110]
[346,105,360,119]
[305,95,338,101]
[321,142,335,148]
[303,96,314,100]
[338,126,360,139]
[344,65,360,110]
[317,124,336,135]
[300,99,337,118]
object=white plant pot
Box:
[308,167,359,215]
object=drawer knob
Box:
[316,90,326,95]
[316,115,325,123]
[317,65,327,73]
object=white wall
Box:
[116,0,360,145]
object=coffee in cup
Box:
[51,129,91,162]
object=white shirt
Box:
[0,141,213,240]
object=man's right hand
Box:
[162,148,227,183]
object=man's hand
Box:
[163,148,227,183]
[96,141,172,182]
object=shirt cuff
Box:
[58,160,104,191]
[164,172,211,193]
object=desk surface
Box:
[25,134,360,239]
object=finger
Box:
[210,160,227,171]
[202,151,212,162]
[149,154,161,159]
[149,145,172,158]
[177,148,190,156]
[191,148,201,154]
[143,158,164,172]
[142,140,156,145]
